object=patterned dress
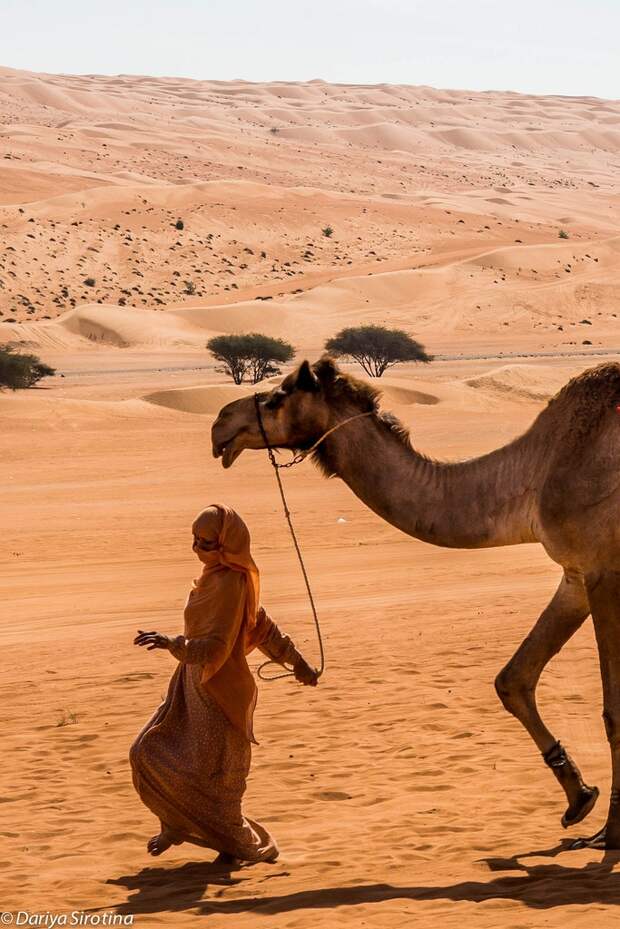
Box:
[130,608,300,861]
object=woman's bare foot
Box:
[211,848,279,869]
[147,827,182,856]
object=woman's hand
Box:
[134,629,172,651]
[293,656,320,687]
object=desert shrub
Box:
[207,334,250,384]
[207,333,295,384]
[175,218,184,230]
[558,229,569,239]
[322,225,334,238]
[83,277,96,287]
[0,344,56,389]
[325,325,432,377]
[244,333,295,383]
[184,280,196,295]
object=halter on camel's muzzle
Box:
[252,392,373,470]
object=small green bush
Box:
[0,344,56,389]
[322,226,334,238]
[558,229,569,239]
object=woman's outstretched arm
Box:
[167,629,235,671]
[134,583,244,680]
[253,606,319,685]
[134,627,238,679]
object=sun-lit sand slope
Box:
[1,67,620,357]
[2,357,620,929]
[2,66,620,927]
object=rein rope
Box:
[253,393,372,681]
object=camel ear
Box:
[295,359,320,393]
[313,355,339,384]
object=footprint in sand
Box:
[316,790,352,801]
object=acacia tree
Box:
[207,334,251,384]
[245,334,295,384]
[325,325,432,377]
[0,344,56,389]
[207,333,295,384]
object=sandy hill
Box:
[0,67,619,360]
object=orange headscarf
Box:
[184,504,262,742]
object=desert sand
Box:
[1,67,620,926]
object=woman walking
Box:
[130,503,318,865]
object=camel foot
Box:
[212,852,239,868]
[561,785,600,828]
[570,826,608,850]
[147,828,182,856]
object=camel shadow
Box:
[106,842,620,917]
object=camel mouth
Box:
[222,443,243,469]
[212,434,244,469]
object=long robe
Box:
[129,605,300,861]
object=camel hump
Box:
[551,362,620,410]
[539,363,620,522]
[544,363,620,438]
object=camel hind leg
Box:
[495,573,598,827]
[578,570,620,849]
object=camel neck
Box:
[320,411,540,549]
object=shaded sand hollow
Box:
[1,67,620,927]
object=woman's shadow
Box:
[105,857,288,917]
[105,841,620,917]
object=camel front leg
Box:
[495,573,598,828]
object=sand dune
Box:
[2,65,620,357]
[58,303,205,348]
[377,382,439,406]
[5,227,620,358]
[144,383,251,414]
[142,379,440,415]
[465,364,577,401]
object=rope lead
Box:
[254,393,325,682]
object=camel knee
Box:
[495,664,535,717]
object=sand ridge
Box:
[1,66,620,360]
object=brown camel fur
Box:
[212,356,620,849]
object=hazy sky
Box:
[2,0,618,99]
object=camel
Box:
[211,356,620,849]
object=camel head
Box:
[211,357,380,469]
